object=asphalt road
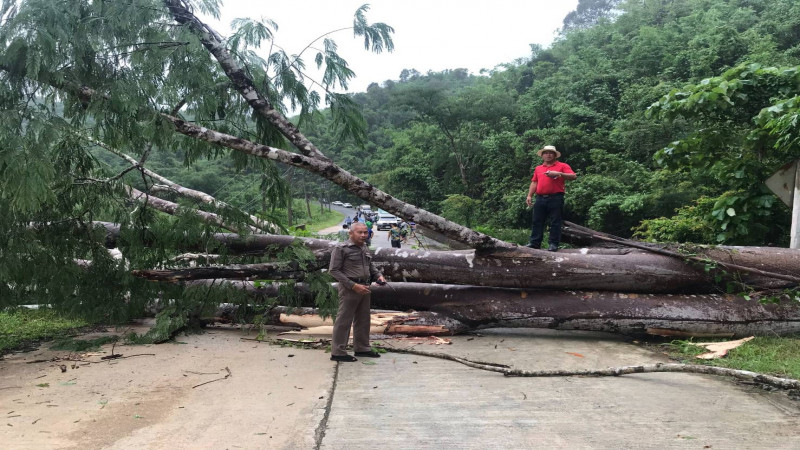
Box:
[326,204,432,249]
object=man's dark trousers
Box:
[529,193,564,248]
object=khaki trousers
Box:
[331,287,372,356]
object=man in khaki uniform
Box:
[328,222,386,362]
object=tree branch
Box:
[163,0,331,161]
[378,347,800,391]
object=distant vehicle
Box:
[358,205,372,212]
[343,203,353,208]
[376,213,400,230]
[332,201,343,206]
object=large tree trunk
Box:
[132,231,800,292]
[194,281,800,337]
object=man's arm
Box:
[526,180,537,206]
[328,246,355,290]
[368,253,385,284]
[551,164,577,180]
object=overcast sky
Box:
[212,0,579,94]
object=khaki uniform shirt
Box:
[328,240,380,290]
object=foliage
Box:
[4,0,800,336]
[0,0,391,330]
[647,63,800,243]
[305,0,800,243]
[633,196,719,243]
[440,194,480,228]
[473,226,530,246]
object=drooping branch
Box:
[161,114,511,251]
[126,186,255,234]
[82,134,276,233]
[6,65,511,252]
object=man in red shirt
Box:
[525,145,577,251]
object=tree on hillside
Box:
[562,0,622,32]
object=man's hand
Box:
[526,195,533,207]
[352,284,370,295]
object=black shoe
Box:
[548,244,559,252]
[525,243,540,249]
[354,350,381,358]
[330,354,358,362]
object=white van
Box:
[376,212,400,230]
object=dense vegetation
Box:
[302,0,800,245]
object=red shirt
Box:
[531,161,574,195]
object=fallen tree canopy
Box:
[3,0,800,342]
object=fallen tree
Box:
[188,281,800,337]
[4,1,800,340]
[132,237,800,292]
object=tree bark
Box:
[91,220,800,292]
[192,280,800,337]
[139,242,798,293]
[161,114,510,251]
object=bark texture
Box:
[138,236,799,292]
[193,280,800,337]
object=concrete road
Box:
[319,329,800,449]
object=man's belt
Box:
[348,277,370,284]
[536,192,564,198]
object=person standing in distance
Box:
[525,145,577,252]
[328,222,386,362]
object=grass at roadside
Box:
[0,308,89,354]
[302,204,344,233]
[658,336,800,379]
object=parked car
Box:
[376,213,400,230]
[332,201,343,206]
[343,203,353,208]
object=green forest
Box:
[88,0,800,246]
[301,0,800,245]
